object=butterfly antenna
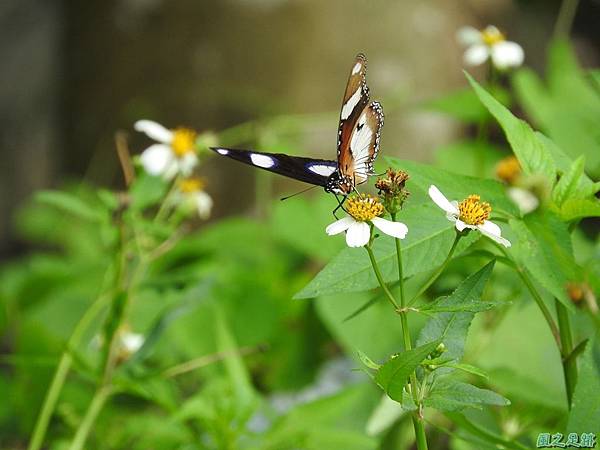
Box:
[280,184,318,201]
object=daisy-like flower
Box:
[135,119,199,179]
[326,195,408,248]
[178,176,213,219]
[457,25,524,70]
[496,156,539,214]
[428,185,511,247]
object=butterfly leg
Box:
[332,194,348,219]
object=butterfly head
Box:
[325,171,353,195]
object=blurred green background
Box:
[2,1,600,450]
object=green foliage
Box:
[424,379,509,412]
[375,340,442,402]
[467,73,557,183]
[513,40,600,176]
[567,340,600,434]
[417,262,496,367]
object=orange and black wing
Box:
[336,54,383,186]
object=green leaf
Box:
[35,190,105,222]
[129,173,168,211]
[357,350,381,370]
[509,211,578,308]
[424,379,509,411]
[416,261,496,366]
[295,201,479,299]
[536,132,599,194]
[552,155,588,206]
[555,198,600,221]
[466,73,557,183]
[567,339,600,434]
[214,304,256,413]
[375,339,442,402]
[444,363,489,379]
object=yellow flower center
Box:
[481,26,505,46]
[458,195,491,225]
[346,195,384,222]
[179,177,205,193]
[171,128,197,157]
[496,156,521,184]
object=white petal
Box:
[121,333,144,353]
[140,144,174,176]
[456,26,482,46]
[326,216,355,235]
[134,120,173,143]
[346,221,371,248]
[479,220,511,247]
[195,191,213,219]
[372,217,408,240]
[464,44,490,66]
[455,219,468,232]
[178,152,199,176]
[491,41,524,69]
[428,185,459,215]
[507,187,539,214]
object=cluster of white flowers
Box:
[327,186,510,249]
[135,119,213,220]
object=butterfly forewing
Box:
[210,147,337,187]
[337,54,370,170]
[336,53,383,187]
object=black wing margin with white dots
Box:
[210,147,338,187]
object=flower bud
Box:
[375,168,410,214]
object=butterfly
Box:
[210,53,384,207]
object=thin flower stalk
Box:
[407,232,462,307]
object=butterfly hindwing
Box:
[342,101,384,184]
[210,147,337,187]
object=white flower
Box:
[120,332,145,354]
[135,120,199,179]
[325,196,408,248]
[457,25,524,70]
[178,177,213,219]
[507,187,539,214]
[428,185,511,247]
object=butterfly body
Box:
[210,53,383,198]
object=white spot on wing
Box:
[341,88,361,120]
[307,164,337,177]
[350,111,374,178]
[352,62,362,74]
[216,148,229,155]
[250,153,275,168]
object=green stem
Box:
[492,242,562,349]
[553,0,580,39]
[388,214,428,450]
[516,268,562,350]
[556,299,577,408]
[68,386,112,450]
[28,292,111,450]
[365,246,399,311]
[407,233,461,307]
